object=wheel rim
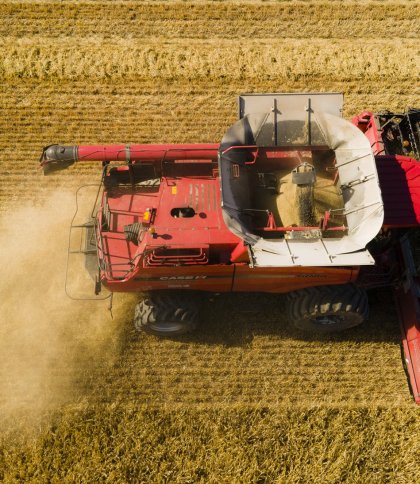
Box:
[149,322,187,334]
[310,314,345,326]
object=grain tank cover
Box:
[219,93,384,267]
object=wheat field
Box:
[1,0,420,482]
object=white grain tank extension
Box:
[219,93,384,267]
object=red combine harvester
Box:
[41,93,420,403]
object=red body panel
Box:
[352,112,420,226]
[114,264,236,293]
[231,265,356,293]
[104,264,356,294]
[97,165,357,293]
[376,155,420,227]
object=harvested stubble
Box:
[0,0,420,481]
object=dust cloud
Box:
[0,192,132,420]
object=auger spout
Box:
[40,143,220,175]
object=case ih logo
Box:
[160,276,207,280]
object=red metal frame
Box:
[393,237,420,404]
[351,112,385,156]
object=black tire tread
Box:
[134,292,199,336]
[286,284,369,333]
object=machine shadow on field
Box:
[176,288,402,348]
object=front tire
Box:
[287,284,369,333]
[134,292,199,337]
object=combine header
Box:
[41,93,420,404]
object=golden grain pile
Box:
[1,0,420,481]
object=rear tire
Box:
[134,292,199,337]
[287,284,369,333]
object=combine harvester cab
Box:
[40,93,420,404]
